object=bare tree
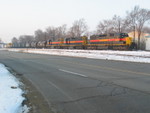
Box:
[18,35,34,47]
[112,15,126,33]
[143,26,150,33]
[46,24,67,41]
[97,15,127,35]
[46,26,56,41]
[18,36,26,47]
[34,29,45,41]
[24,35,34,42]
[55,24,67,40]
[97,20,114,34]
[126,6,150,49]
[68,18,88,38]
[11,37,18,47]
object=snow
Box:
[5,48,150,63]
[0,63,29,113]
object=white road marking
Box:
[59,69,87,77]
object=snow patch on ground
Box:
[0,63,29,113]
[5,48,150,63]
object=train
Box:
[11,33,136,50]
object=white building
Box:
[0,43,5,48]
[145,36,150,50]
[128,31,148,42]
[128,31,150,50]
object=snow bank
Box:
[3,48,150,63]
[0,63,28,113]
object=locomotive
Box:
[46,33,134,50]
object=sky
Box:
[0,0,150,43]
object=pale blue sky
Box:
[0,0,149,42]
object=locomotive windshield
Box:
[120,33,129,38]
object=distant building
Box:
[145,36,150,50]
[0,43,5,48]
[128,31,150,50]
[128,31,149,42]
[5,43,12,48]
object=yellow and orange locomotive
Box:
[46,33,134,50]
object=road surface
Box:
[0,50,150,113]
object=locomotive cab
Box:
[119,33,129,38]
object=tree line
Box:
[12,6,150,49]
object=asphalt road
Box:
[0,50,150,113]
